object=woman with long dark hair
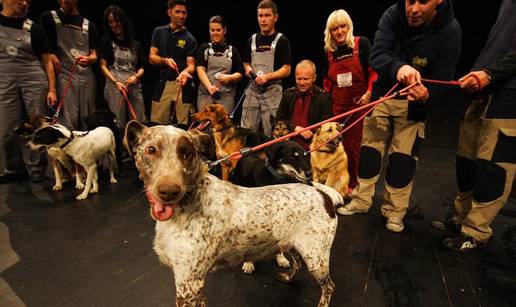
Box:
[99,5,146,132]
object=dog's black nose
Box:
[157,183,182,202]
[306,169,313,180]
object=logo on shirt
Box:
[177,39,186,49]
[411,56,428,72]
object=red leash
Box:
[52,62,78,123]
[207,77,469,168]
[217,82,419,164]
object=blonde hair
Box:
[324,9,354,52]
[296,59,317,75]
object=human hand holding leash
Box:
[115,81,127,94]
[75,55,90,67]
[397,64,421,85]
[407,83,429,102]
[126,75,139,86]
[164,57,178,71]
[255,72,269,86]
[295,126,313,139]
[355,91,371,105]
[177,71,192,86]
[216,73,232,85]
[459,70,490,92]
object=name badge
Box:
[337,72,352,88]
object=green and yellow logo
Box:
[412,56,428,71]
[177,39,186,49]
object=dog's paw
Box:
[76,193,88,200]
[76,183,85,190]
[53,184,62,191]
[241,262,255,274]
[110,178,118,184]
[276,253,290,268]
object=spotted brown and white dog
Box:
[124,120,341,307]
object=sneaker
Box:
[443,233,484,252]
[431,216,461,234]
[337,202,367,216]
[386,216,404,232]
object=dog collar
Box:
[60,133,75,149]
[264,158,290,182]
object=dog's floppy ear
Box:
[124,120,147,158]
[214,105,227,123]
[264,142,281,162]
[336,123,343,132]
[314,126,321,136]
[187,129,215,159]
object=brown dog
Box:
[15,114,76,191]
[191,103,247,180]
[310,122,349,197]
[271,120,292,140]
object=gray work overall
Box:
[104,41,145,130]
[51,11,95,130]
[0,19,47,177]
[197,43,236,113]
[240,33,283,136]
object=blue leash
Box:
[229,89,247,119]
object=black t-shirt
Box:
[0,14,49,56]
[99,35,146,69]
[195,42,244,74]
[243,32,292,71]
[40,10,98,53]
[151,25,197,80]
[322,36,372,78]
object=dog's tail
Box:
[312,182,343,219]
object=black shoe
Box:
[431,215,461,234]
[29,173,47,183]
[443,233,484,252]
[0,171,28,184]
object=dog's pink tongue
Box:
[146,190,174,221]
[151,203,174,221]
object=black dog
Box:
[230,140,312,187]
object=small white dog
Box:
[29,123,117,200]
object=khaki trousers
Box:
[151,80,194,125]
[454,98,516,242]
[350,99,425,218]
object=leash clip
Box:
[239,147,252,157]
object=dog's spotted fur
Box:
[124,121,341,307]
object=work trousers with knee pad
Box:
[454,97,516,242]
[350,99,424,218]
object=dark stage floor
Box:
[1,102,516,307]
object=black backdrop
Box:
[24,0,503,112]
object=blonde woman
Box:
[323,9,377,192]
